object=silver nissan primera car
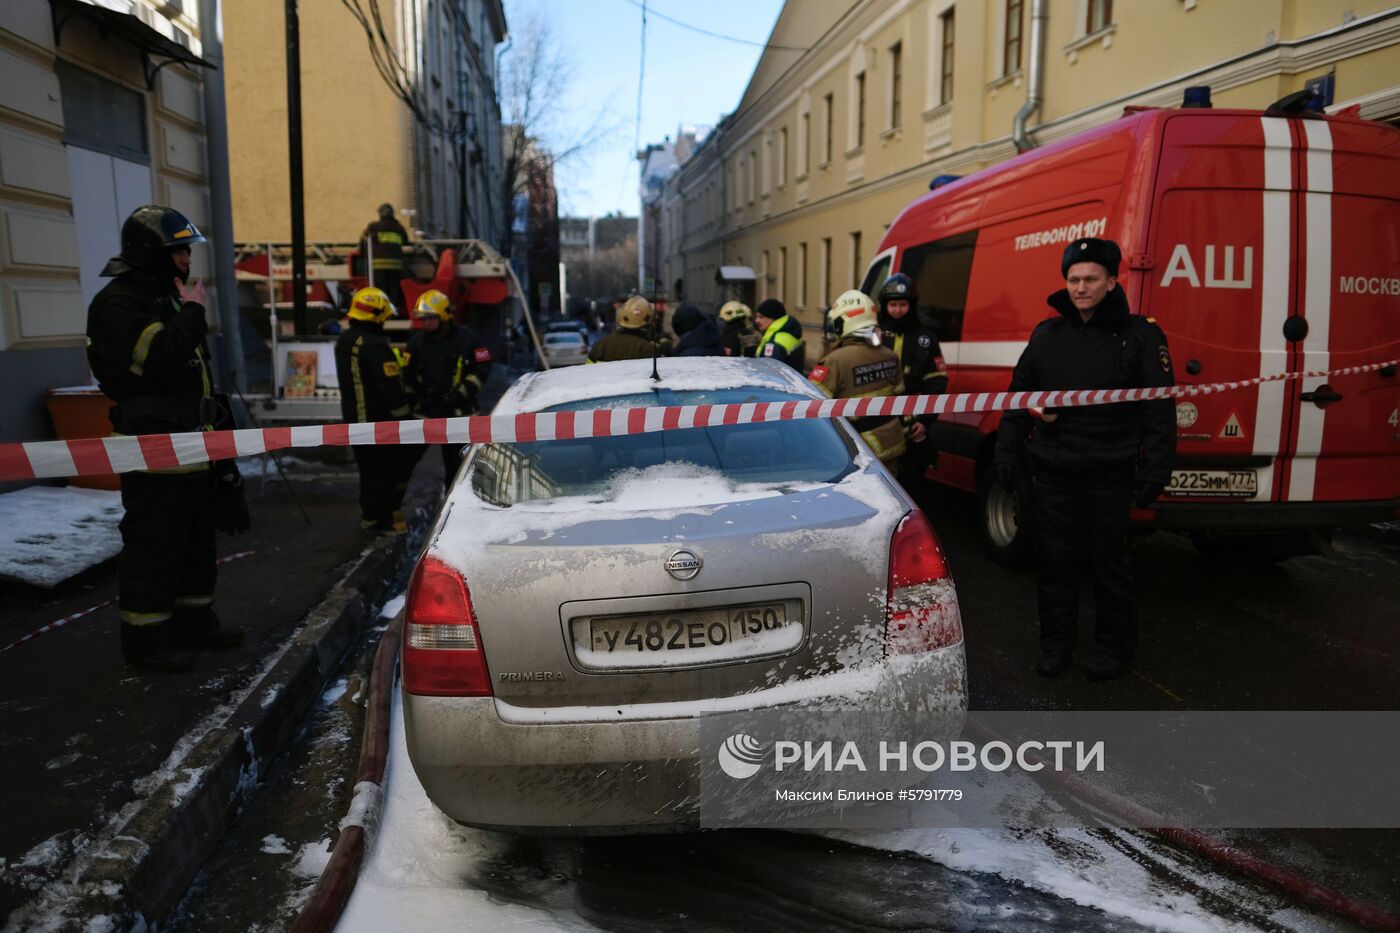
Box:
[401,357,967,832]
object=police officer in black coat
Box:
[877,273,948,490]
[86,205,247,672]
[994,238,1175,681]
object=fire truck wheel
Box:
[979,467,1035,568]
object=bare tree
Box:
[569,234,640,307]
[501,11,613,256]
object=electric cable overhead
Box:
[634,0,647,155]
[620,0,808,52]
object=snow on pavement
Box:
[0,486,122,588]
[336,690,599,932]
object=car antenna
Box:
[650,301,662,382]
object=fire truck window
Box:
[900,230,977,343]
[860,254,892,299]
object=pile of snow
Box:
[0,486,123,588]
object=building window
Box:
[749,151,757,203]
[851,231,863,286]
[822,237,832,305]
[940,8,956,105]
[802,112,811,174]
[763,137,772,195]
[761,250,770,301]
[1004,0,1024,75]
[778,246,787,302]
[855,72,866,148]
[1087,0,1113,33]
[55,61,149,163]
[889,42,902,130]
[777,126,788,187]
[823,93,834,164]
[798,241,808,307]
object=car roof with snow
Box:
[497,357,822,415]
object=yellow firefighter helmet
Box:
[617,295,653,330]
[718,300,752,323]
[825,289,879,340]
[412,289,452,321]
[348,286,395,323]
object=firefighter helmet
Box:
[878,272,917,306]
[718,300,752,323]
[617,295,653,330]
[348,287,395,323]
[412,289,452,321]
[102,205,206,277]
[826,289,879,340]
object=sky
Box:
[501,0,786,218]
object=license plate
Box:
[1165,469,1258,498]
[578,603,800,669]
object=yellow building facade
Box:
[660,0,1400,341]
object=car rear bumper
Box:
[401,646,967,833]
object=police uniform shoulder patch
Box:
[917,334,931,348]
[474,347,492,363]
[383,361,401,377]
[809,364,829,383]
[763,343,775,357]
[1158,345,1172,373]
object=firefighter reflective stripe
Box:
[351,337,368,422]
[372,231,405,269]
[454,358,483,392]
[174,594,214,608]
[130,321,165,376]
[121,609,173,626]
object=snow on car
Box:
[400,357,967,832]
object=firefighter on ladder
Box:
[336,287,413,531]
[402,290,494,488]
[361,203,410,313]
[86,205,248,672]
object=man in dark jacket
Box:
[86,205,247,672]
[994,238,1175,681]
[588,296,656,362]
[753,298,805,372]
[403,289,493,487]
[877,273,948,490]
[717,300,759,357]
[670,304,723,357]
[360,203,410,312]
[336,287,413,530]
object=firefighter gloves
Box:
[215,461,251,534]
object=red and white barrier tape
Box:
[0,550,255,654]
[3,359,1395,482]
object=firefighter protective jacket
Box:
[335,320,412,423]
[878,309,948,434]
[86,268,216,438]
[587,329,655,363]
[720,321,759,358]
[756,314,806,372]
[809,335,907,463]
[404,323,493,417]
[994,285,1176,483]
[361,217,410,270]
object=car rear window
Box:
[544,333,584,345]
[469,388,856,506]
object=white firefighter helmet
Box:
[825,289,879,341]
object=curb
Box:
[289,614,403,933]
[27,530,410,932]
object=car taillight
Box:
[402,556,492,696]
[886,510,963,655]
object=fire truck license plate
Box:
[1165,469,1258,498]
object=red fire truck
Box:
[865,93,1400,563]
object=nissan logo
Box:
[664,548,703,580]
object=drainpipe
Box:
[198,0,246,395]
[1011,0,1048,153]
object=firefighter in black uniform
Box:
[403,289,493,487]
[994,238,1175,681]
[877,273,948,491]
[360,203,411,312]
[86,205,247,672]
[336,287,413,530]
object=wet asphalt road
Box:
[176,474,1399,931]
